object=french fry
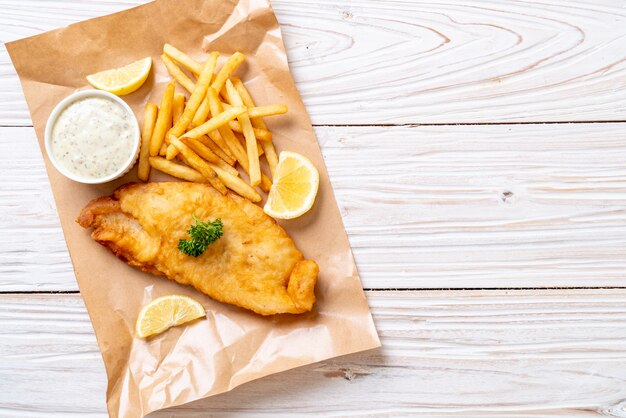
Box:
[169,51,219,138]
[211,52,246,92]
[172,93,185,123]
[163,43,203,76]
[138,103,158,181]
[163,99,178,147]
[200,133,236,166]
[169,135,227,194]
[181,137,239,177]
[165,144,177,160]
[221,102,288,119]
[192,95,211,127]
[219,85,231,104]
[232,78,282,175]
[179,135,224,165]
[149,81,175,156]
[161,54,196,93]
[207,87,273,192]
[235,132,264,156]
[165,52,220,159]
[225,79,260,186]
[159,124,170,155]
[228,120,272,141]
[210,163,262,202]
[218,124,248,168]
[259,172,272,192]
[246,104,288,119]
[206,129,236,162]
[195,94,238,161]
[233,78,287,176]
[181,105,247,140]
[149,156,207,183]
[208,88,247,161]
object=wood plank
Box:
[0,290,625,416]
[4,124,626,291]
[0,126,73,291]
[323,123,626,289]
[2,0,626,125]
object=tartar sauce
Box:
[51,97,135,179]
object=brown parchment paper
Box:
[6,0,380,416]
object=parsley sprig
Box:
[178,215,223,257]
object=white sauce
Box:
[51,97,135,179]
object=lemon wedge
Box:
[263,151,319,219]
[87,57,152,96]
[135,295,205,339]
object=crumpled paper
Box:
[6,0,380,416]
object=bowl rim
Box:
[44,89,140,184]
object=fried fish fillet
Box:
[77,182,318,315]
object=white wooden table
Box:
[2,1,626,416]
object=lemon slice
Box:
[86,57,152,96]
[264,151,319,219]
[135,295,205,339]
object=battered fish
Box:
[77,182,318,315]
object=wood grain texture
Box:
[4,124,626,291]
[321,123,626,288]
[3,1,626,415]
[0,127,73,291]
[2,0,626,125]
[0,290,625,417]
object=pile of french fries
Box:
[137,44,288,203]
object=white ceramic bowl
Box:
[44,89,140,184]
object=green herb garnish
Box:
[178,215,223,257]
